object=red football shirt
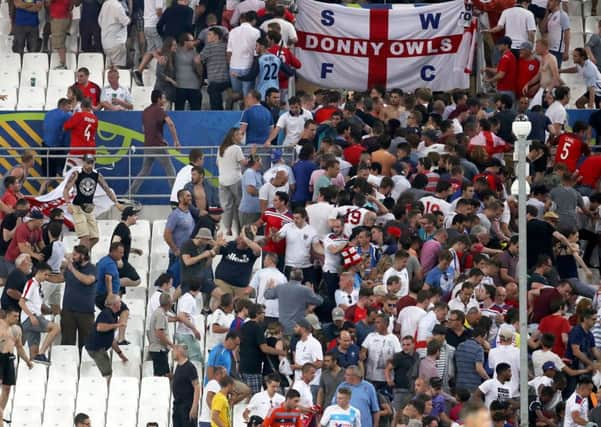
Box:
[497,50,517,93]
[578,155,601,187]
[538,313,571,357]
[555,132,583,173]
[75,81,101,106]
[315,107,337,124]
[516,57,540,95]
[64,111,98,156]
[343,144,366,166]
[261,209,292,255]
[5,223,42,262]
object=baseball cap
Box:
[542,361,557,372]
[520,41,533,50]
[83,153,95,163]
[194,228,213,240]
[305,313,322,330]
[121,206,141,220]
[271,149,283,163]
[543,211,559,220]
[296,318,312,331]
[332,307,345,322]
[496,36,512,46]
[372,285,387,297]
[28,209,44,220]
[499,326,514,340]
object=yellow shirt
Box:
[210,391,230,427]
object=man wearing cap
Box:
[292,318,323,401]
[264,96,313,147]
[528,361,557,397]
[179,227,226,311]
[483,37,518,104]
[3,209,44,265]
[63,154,123,249]
[488,326,520,397]
[111,206,143,290]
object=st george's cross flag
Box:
[295,0,478,91]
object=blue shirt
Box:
[566,324,596,369]
[43,108,71,148]
[15,0,40,26]
[291,160,317,203]
[425,266,455,297]
[239,168,263,214]
[62,262,97,313]
[165,208,195,254]
[455,338,484,392]
[240,104,273,145]
[332,381,380,427]
[256,53,280,100]
[96,255,120,295]
[204,343,233,385]
[331,343,360,368]
[86,308,117,351]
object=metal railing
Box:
[0,145,298,201]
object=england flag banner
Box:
[295,0,477,91]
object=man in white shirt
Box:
[415,302,449,354]
[564,375,594,427]
[561,48,601,109]
[292,319,323,397]
[361,313,401,389]
[397,291,430,339]
[175,278,202,362]
[259,169,289,212]
[545,86,570,135]
[382,250,409,297]
[244,373,285,421]
[146,273,173,329]
[98,0,130,67]
[249,252,287,321]
[227,12,260,96]
[543,0,570,68]
[488,327,521,396]
[488,0,536,52]
[334,272,358,311]
[260,6,297,46]
[199,366,226,426]
[100,69,133,111]
[419,180,453,217]
[143,0,164,52]
[322,217,348,308]
[475,362,513,407]
[292,362,317,410]
[19,263,60,364]
[448,282,479,313]
[206,293,235,352]
[306,187,337,239]
[264,96,313,147]
[169,150,203,205]
[321,388,361,427]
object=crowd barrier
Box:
[0,109,592,204]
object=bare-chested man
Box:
[380,88,406,122]
[0,307,33,422]
[531,38,561,106]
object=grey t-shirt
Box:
[148,307,168,352]
[175,48,201,89]
[587,34,601,71]
[550,185,584,229]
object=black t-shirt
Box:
[191,210,217,238]
[172,360,198,404]
[526,218,556,269]
[391,351,419,389]
[112,222,131,261]
[239,320,266,374]
[589,110,601,141]
[445,328,472,349]
[179,239,211,283]
[0,213,18,255]
[73,169,99,206]
[86,308,118,351]
[0,268,28,311]
[215,241,258,288]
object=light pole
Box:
[512,114,531,427]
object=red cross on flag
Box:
[295,0,477,91]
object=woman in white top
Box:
[216,127,252,235]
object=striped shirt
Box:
[455,338,485,392]
[200,41,229,83]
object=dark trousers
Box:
[284,265,317,287]
[207,81,230,110]
[44,147,68,178]
[175,88,202,110]
[172,401,196,427]
[95,294,107,310]
[60,309,94,350]
[80,19,102,52]
[580,228,600,267]
[13,25,39,54]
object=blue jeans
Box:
[230,67,253,96]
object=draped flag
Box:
[295,0,478,91]
[25,168,114,228]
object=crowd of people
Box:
[7,0,601,426]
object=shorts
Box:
[214,279,249,299]
[86,348,112,377]
[174,333,202,363]
[580,91,601,108]
[118,260,140,282]
[42,281,61,307]
[22,315,49,347]
[72,204,98,240]
[0,353,16,386]
[150,350,170,376]
[144,27,162,52]
[50,18,70,49]
[104,44,127,67]
[180,275,215,295]
[132,9,143,32]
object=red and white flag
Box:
[25,168,114,228]
[295,0,477,91]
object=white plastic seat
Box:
[77,53,104,84]
[16,362,47,386]
[46,375,77,396]
[0,70,19,94]
[23,52,49,72]
[572,16,585,33]
[48,69,75,88]
[106,404,137,427]
[79,349,103,378]
[572,32,585,49]
[142,69,156,87]
[569,1,583,15]
[137,406,169,427]
[43,407,75,427]
[104,68,132,89]
[44,390,75,413]
[130,219,150,237]
[122,298,145,319]
[51,344,80,364]
[97,219,119,236]
[112,345,142,378]
[50,52,77,70]
[125,286,147,301]
[0,18,11,35]
[10,406,42,427]
[48,360,79,381]
[65,34,79,53]
[131,86,152,110]
[17,87,46,110]
[0,53,20,72]
[586,16,600,34]
[150,252,169,271]
[45,86,68,110]
[140,376,171,406]
[19,69,47,88]
[108,377,139,406]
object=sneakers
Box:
[33,354,50,365]
[118,340,130,346]
[54,64,68,70]
[132,70,143,86]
